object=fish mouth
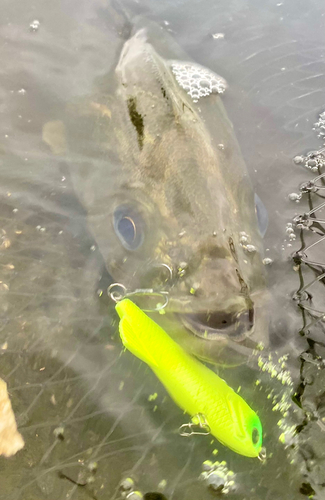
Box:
[181,307,254,341]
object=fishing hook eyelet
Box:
[258,446,267,462]
[107,283,169,312]
[107,283,127,302]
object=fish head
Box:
[59,27,268,365]
[104,29,268,363]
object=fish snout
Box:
[178,256,255,340]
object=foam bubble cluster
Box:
[239,231,257,254]
[201,460,236,494]
[313,110,325,139]
[293,149,325,171]
[171,61,227,103]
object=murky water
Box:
[1,0,325,499]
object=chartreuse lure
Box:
[116,299,262,458]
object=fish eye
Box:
[254,193,268,237]
[113,205,144,251]
[118,216,136,242]
[252,427,260,446]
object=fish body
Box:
[44,23,268,364]
[116,299,262,457]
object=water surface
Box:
[1,0,325,498]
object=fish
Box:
[116,298,263,458]
[43,22,268,365]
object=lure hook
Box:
[258,447,267,462]
[151,262,174,287]
[179,413,211,437]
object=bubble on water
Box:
[255,354,298,452]
[207,472,224,491]
[263,257,273,266]
[286,223,296,240]
[239,232,249,244]
[29,19,40,32]
[0,230,11,249]
[120,478,135,491]
[313,111,325,139]
[257,354,293,386]
[201,460,236,494]
[202,460,214,471]
[245,244,257,253]
[300,180,317,194]
[126,492,143,500]
[87,461,98,472]
[0,282,9,291]
[238,231,257,253]
[157,479,167,491]
[293,155,304,165]
[295,149,325,171]
[212,33,225,40]
[288,192,301,202]
[293,214,312,229]
[171,61,227,103]
[18,88,26,95]
[53,426,64,440]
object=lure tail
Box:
[116,299,160,367]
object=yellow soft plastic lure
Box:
[116,299,262,457]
